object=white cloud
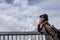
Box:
[0,0,47,31]
[0,0,60,32]
[46,10,60,29]
[38,0,60,9]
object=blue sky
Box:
[6,0,14,4]
[0,0,60,31]
[28,0,39,5]
[28,0,45,5]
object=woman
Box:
[37,14,59,40]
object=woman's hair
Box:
[40,14,48,21]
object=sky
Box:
[0,0,60,32]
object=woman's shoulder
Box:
[44,24,51,28]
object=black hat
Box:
[40,14,48,21]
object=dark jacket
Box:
[37,21,59,40]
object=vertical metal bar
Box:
[20,35,21,40]
[42,35,43,40]
[35,35,36,40]
[7,35,9,40]
[24,35,25,40]
[3,35,5,40]
[12,35,13,40]
[31,35,33,40]
[38,35,40,40]
[16,35,17,40]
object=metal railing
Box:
[0,31,45,40]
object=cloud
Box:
[28,0,46,5]
[6,0,14,4]
[38,0,60,10]
[46,10,60,29]
[0,0,60,32]
[0,0,47,31]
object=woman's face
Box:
[39,17,45,24]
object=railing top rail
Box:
[0,31,43,35]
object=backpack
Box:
[51,25,60,40]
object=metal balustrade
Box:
[0,31,45,40]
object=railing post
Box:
[20,35,21,40]
[38,35,40,40]
[16,35,17,40]
[35,35,36,40]
[3,35,5,40]
[7,35,9,40]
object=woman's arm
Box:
[37,24,42,32]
